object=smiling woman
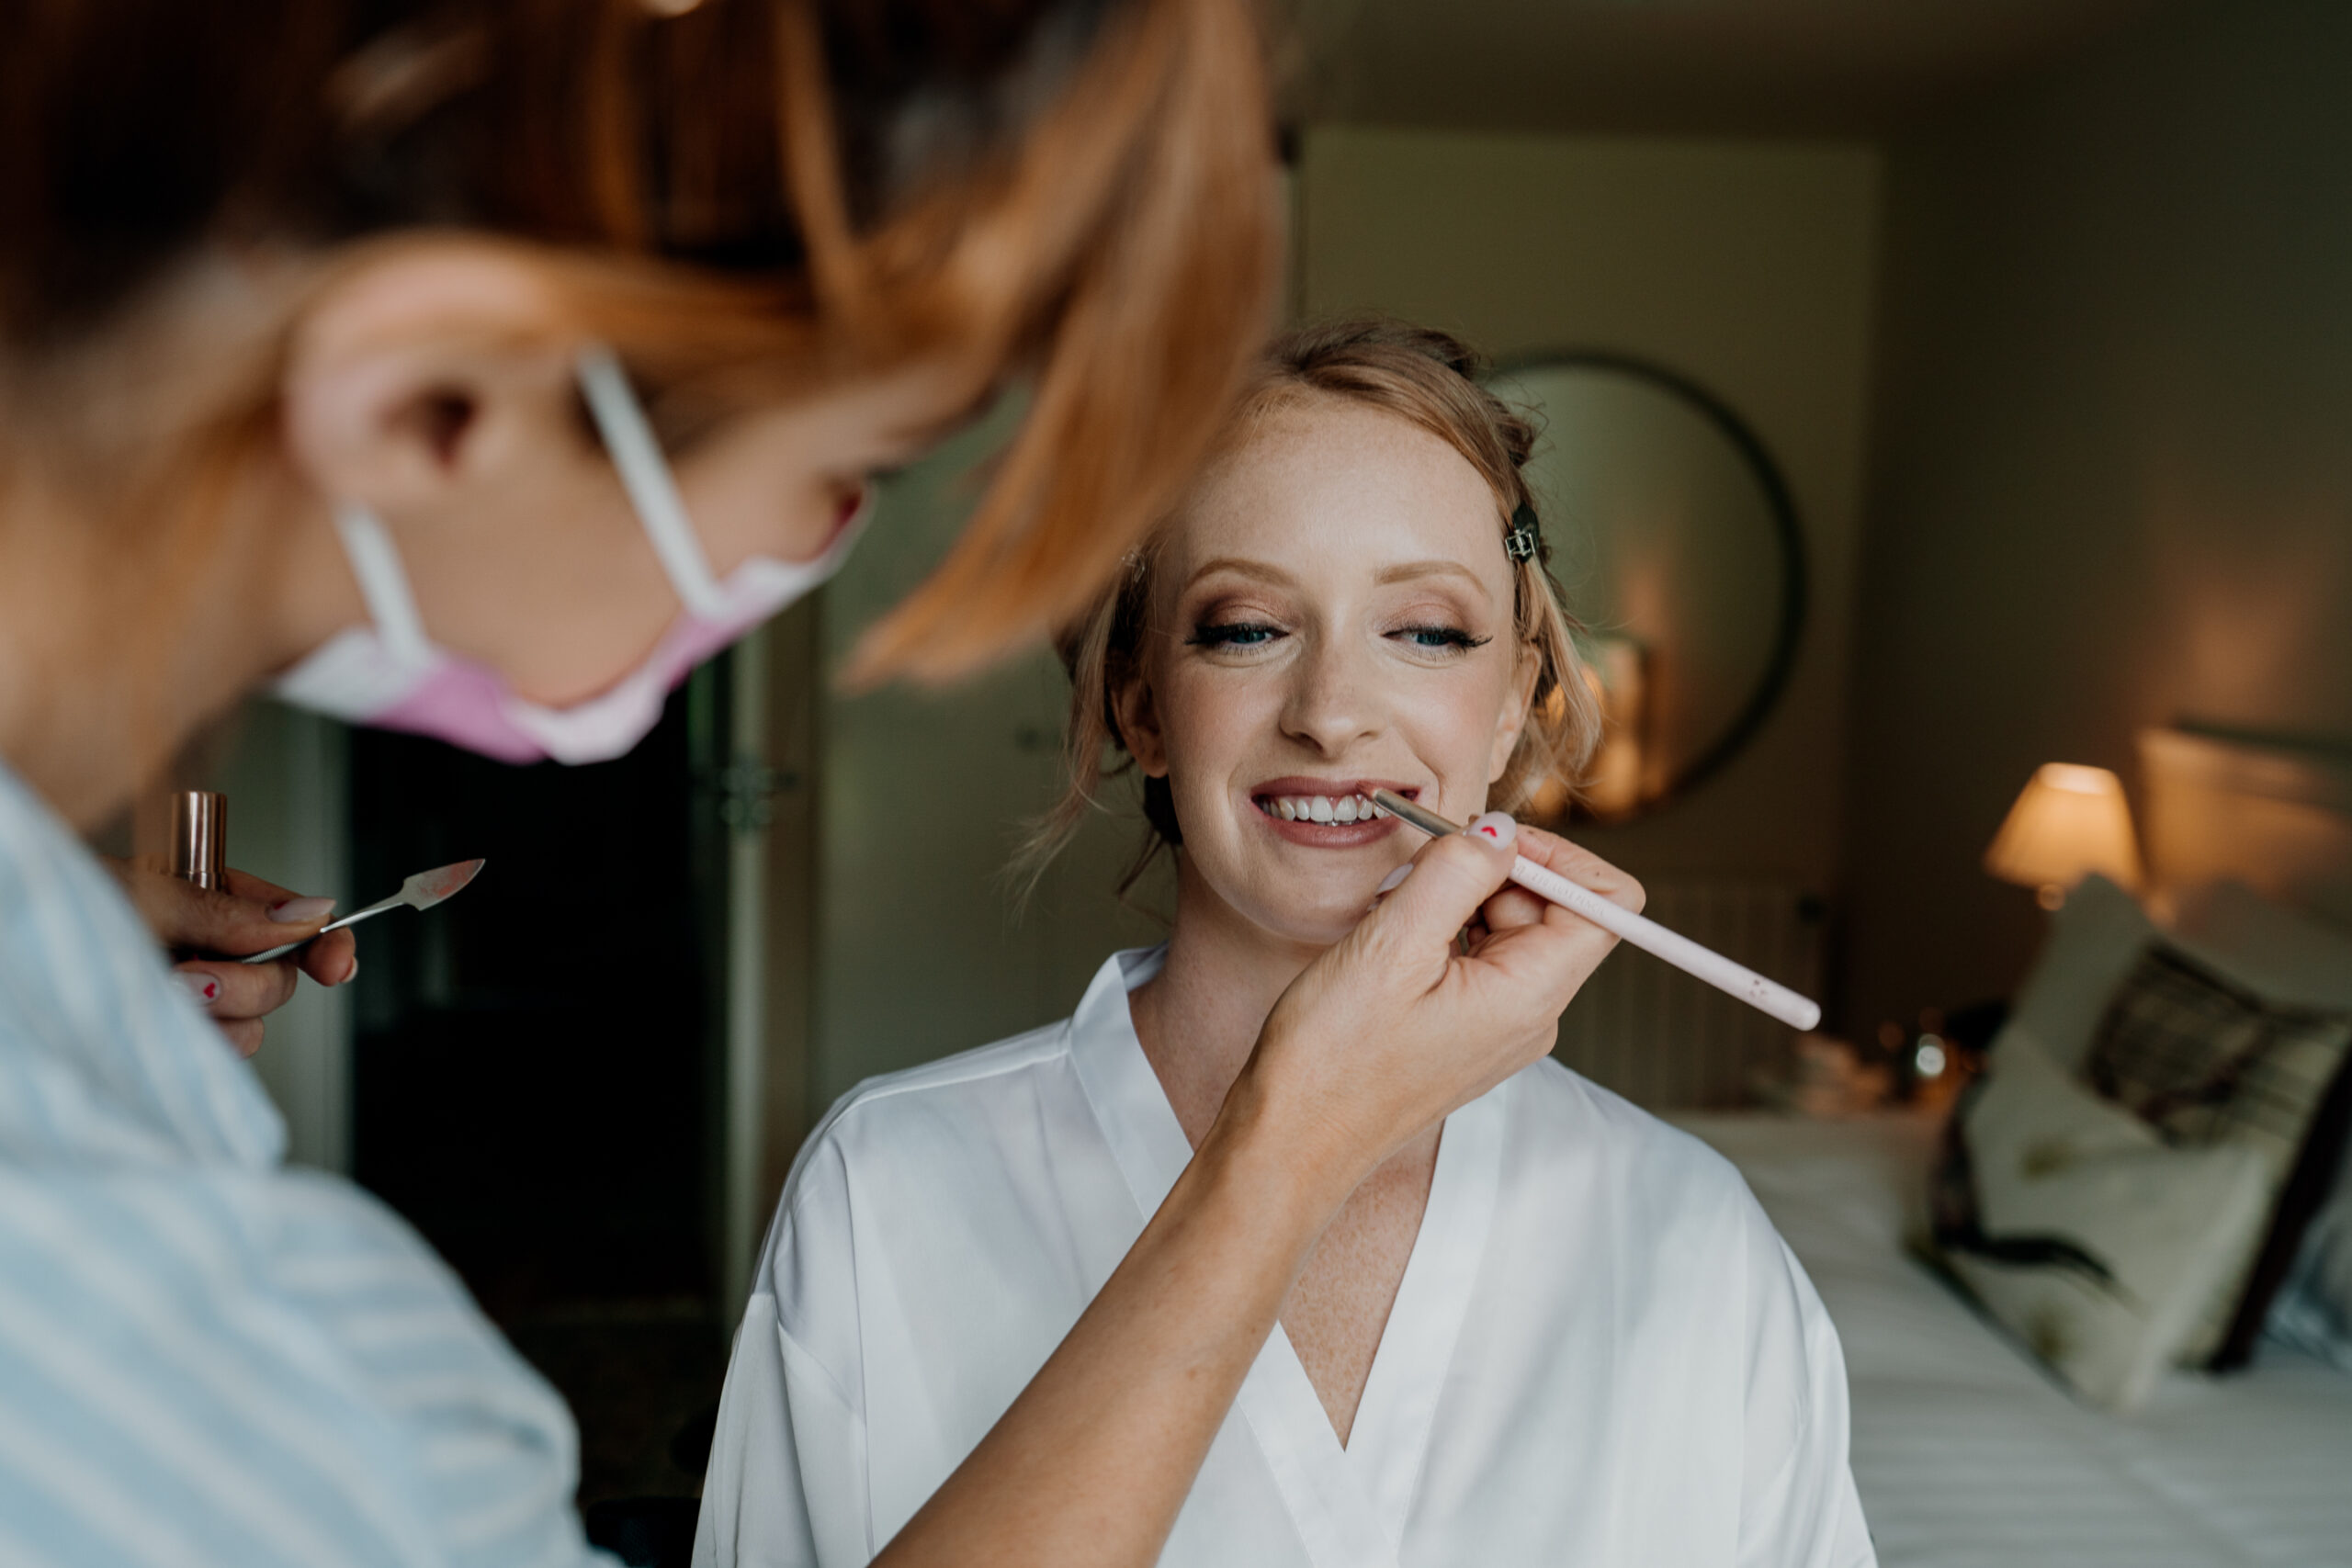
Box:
[1023,315,1600,900]
[695,320,1879,1566]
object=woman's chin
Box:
[1182,854,1389,954]
[1236,896,1381,954]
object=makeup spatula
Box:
[241,859,485,964]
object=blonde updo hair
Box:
[1019,316,1602,895]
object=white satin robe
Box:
[695,948,1876,1568]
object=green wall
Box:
[1843,0,2352,1034]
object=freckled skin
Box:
[1119,395,1537,1443]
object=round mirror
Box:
[1491,354,1806,823]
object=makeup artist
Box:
[0,4,1630,1565]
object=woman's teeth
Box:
[1259,793,1385,825]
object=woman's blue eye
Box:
[1395,624,1491,650]
[1187,622,1282,649]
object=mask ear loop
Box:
[331,502,435,667]
[574,344,729,620]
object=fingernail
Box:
[340,953,359,987]
[269,897,336,924]
[1375,863,1414,895]
[1470,811,1518,847]
[174,972,221,1008]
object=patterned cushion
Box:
[1934,1027,2272,1413]
[2083,944,2352,1366]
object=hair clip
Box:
[1505,502,1541,563]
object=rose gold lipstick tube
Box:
[168,791,227,891]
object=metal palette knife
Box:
[242,859,486,964]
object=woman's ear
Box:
[281,240,582,519]
[1112,667,1170,780]
[1487,640,1543,784]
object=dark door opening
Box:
[347,682,727,1505]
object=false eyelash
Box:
[1186,621,1282,648]
[1397,625,1493,649]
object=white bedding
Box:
[1674,1112,2352,1568]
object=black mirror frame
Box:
[1494,348,1809,817]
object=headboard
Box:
[2138,727,2352,931]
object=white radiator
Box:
[1552,877,1826,1111]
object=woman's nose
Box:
[1278,637,1381,755]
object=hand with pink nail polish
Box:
[107,858,359,1058]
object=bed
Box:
[1674,727,2352,1568]
[1675,1111,2352,1567]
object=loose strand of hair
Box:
[772,0,870,331]
[844,0,1277,685]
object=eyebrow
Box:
[1374,559,1493,597]
[1182,556,1497,600]
[1184,557,1304,591]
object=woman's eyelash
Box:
[1185,620,1284,649]
[1187,621,1490,651]
[1393,624,1492,649]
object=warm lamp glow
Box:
[1984,762,2143,909]
[1569,634,1648,821]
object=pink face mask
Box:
[274,345,871,764]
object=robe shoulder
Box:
[1510,1056,1762,1228]
[1505,1058,1866,1560]
[831,1018,1079,1119]
[784,1020,1080,1186]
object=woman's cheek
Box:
[1153,678,1227,808]
[1418,668,1512,818]
[1170,668,1260,765]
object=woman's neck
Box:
[1129,860,1333,1149]
[0,440,345,833]
[0,252,355,831]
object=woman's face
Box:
[274,243,993,708]
[427,354,987,708]
[1124,396,1537,950]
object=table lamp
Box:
[1984,762,2143,909]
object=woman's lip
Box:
[1250,808,1403,848]
[1243,781,1414,847]
[1247,778,1420,801]
[818,484,871,550]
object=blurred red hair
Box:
[0,0,1281,683]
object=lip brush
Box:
[1370,791,1823,1032]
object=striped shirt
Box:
[0,761,611,1568]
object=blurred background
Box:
[193,0,2352,1525]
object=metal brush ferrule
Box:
[1369,790,1460,840]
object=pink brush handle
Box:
[1504,853,1822,1032]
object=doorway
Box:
[346,681,729,1505]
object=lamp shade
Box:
[1984,762,2143,903]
